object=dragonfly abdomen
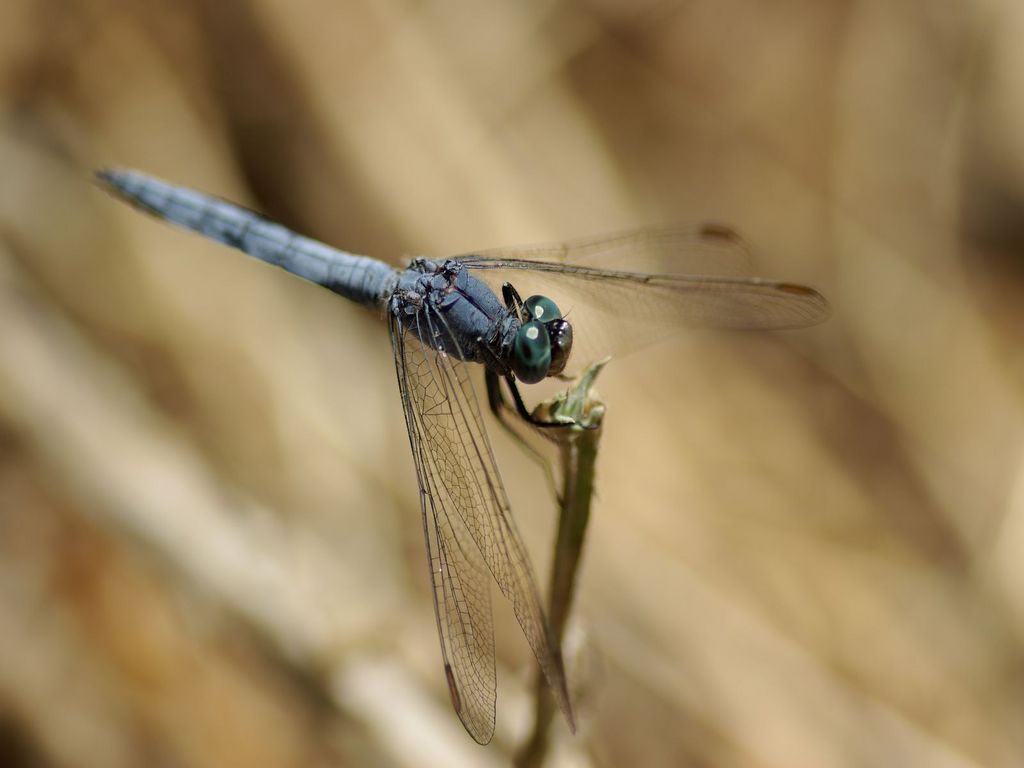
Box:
[96,168,397,308]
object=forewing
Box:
[456,226,828,366]
[388,309,573,742]
[458,224,758,277]
[390,312,497,743]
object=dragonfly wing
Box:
[388,309,574,743]
[462,257,827,329]
[457,226,827,366]
[455,224,758,278]
[390,312,497,744]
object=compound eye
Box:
[523,295,562,323]
[546,318,573,376]
[512,321,552,384]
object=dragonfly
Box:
[95,168,828,744]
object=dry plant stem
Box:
[514,361,606,768]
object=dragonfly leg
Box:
[505,374,599,432]
[485,369,565,430]
[485,370,562,504]
[485,368,529,431]
[503,375,557,428]
[502,282,526,320]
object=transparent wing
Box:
[458,223,759,277]
[388,309,574,744]
[456,225,829,366]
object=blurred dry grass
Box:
[1,0,1023,766]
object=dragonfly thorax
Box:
[390,259,519,373]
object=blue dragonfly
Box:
[96,168,828,744]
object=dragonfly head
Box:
[512,295,574,384]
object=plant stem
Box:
[514,359,607,767]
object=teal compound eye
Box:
[512,320,552,384]
[522,295,562,323]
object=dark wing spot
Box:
[777,282,817,296]
[444,663,462,713]
[699,223,743,243]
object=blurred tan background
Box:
[2,0,1024,766]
